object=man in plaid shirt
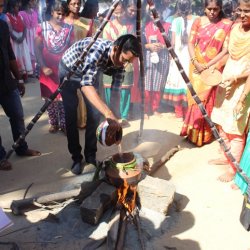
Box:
[59,34,140,175]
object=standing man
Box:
[59,34,140,175]
[0,11,40,170]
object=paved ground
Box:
[0,79,249,250]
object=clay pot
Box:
[105,152,142,187]
[96,120,123,146]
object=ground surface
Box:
[0,79,249,250]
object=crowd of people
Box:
[0,0,250,195]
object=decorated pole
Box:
[146,0,246,178]
[136,0,145,140]
[3,0,121,161]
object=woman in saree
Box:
[180,0,232,146]
[64,0,97,42]
[211,0,250,182]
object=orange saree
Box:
[180,17,232,146]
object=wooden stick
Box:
[136,0,146,142]
[115,208,128,250]
[148,146,181,175]
[11,189,81,215]
[133,208,145,250]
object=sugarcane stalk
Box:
[146,0,243,177]
[115,208,128,250]
[4,0,121,161]
[136,0,145,142]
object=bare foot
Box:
[231,183,239,190]
[208,158,228,165]
[49,125,59,133]
[144,114,149,120]
[218,171,235,182]
[153,111,162,117]
[0,159,12,170]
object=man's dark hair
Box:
[114,34,140,57]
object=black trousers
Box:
[59,62,101,164]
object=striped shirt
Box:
[61,37,124,88]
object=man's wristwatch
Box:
[18,79,24,84]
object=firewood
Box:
[148,146,181,175]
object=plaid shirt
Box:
[62,37,125,88]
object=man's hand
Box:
[106,118,123,145]
[17,80,25,97]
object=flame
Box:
[117,180,137,214]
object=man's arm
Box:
[81,85,116,120]
[80,62,117,120]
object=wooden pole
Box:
[148,146,181,175]
[136,0,145,142]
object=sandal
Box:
[16,149,41,157]
[0,159,12,170]
[60,128,67,135]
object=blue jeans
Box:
[59,62,101,163]
[0,89,28,160]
